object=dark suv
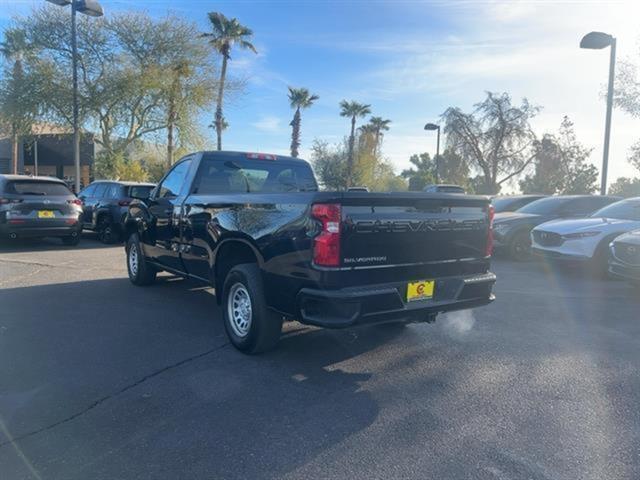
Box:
[79,180,155,244]
[0,174,83,245]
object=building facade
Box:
[0,131,95,189]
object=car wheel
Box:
[509,231,531,261]
[126,233,156,286]
[61,233,80,246]
[222,263,283,354]
[97,216,118,244]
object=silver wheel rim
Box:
[227,283,252,338]
[129,242,139,277]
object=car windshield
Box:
[128,185,154,198]
[6,180,72,196]
[516,197,569,215]
[591,199,640,221]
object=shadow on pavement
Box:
[0,275,411,479]
[0,232,115,253]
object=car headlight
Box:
[563,231,600,240]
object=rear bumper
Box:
[0,221,81,239]
[296,272,496,328]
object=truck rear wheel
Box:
[126,233,156,286]
[222,263,283,354]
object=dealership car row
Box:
[1,173,639,286]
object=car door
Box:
[144,158,193,272]
[87,183,108,228]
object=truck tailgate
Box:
[340,193,490,268]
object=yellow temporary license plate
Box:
[38,210,55,218]
[407,280,435,302]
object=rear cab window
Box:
[6,180,72,196]
[194,155,318,194]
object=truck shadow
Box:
[0,275,415,479]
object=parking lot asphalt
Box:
[1,236,639,480]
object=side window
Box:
[564,198,600,216]
[93,184,108,199]
[159,160,192,198]
[105,184,121,199]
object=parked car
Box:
[491,194,547,213]
[493,195,620,260]
[123,151,496,353]
[530,197,640,272]
[0,174,82,245]
[79,180,156,244]
[609,229,640,284]
[423,184,466,194]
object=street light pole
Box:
[71,0,80,194]
[45,0,103,193]
[424,123,441,184]
[601,37,616,196]
[580,31,617,195]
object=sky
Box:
[1,0,639,190]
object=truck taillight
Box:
[485,205,495,257]
[311,203,341,267]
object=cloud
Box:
[251,115,283,133]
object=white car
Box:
[531,197,640,270]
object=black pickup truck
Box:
[124,151,496,353]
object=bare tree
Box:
[442,92,539,194]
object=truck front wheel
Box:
[222,263,283,354]
[126,233,157,286]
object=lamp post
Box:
[424,123,440,184]
[580,31,616,196]
[45,0,103,193]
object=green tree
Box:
[402,153,436,191]
[609,177,640,197]
[442,92,539,194]
[287,87,319,157]
[367,116,391,155]
[22,9,215,159]
[519,117,598,195]
[310,139,349,191]
[401,149,469,191]
[339,100,371,187]
[202,12,257,151]
[0,27,37,174]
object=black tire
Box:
[509,231,532,261]
[126,233,156,286]
[222,263,283,354]
[61,233,80,246]
[97,215,119,244]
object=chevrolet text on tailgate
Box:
[124,151,496,353]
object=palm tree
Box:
[287,87,319,158]
[202,12,257,151]
[368,116,391,155]
[339,100,371,186]
[0,28,31,174]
